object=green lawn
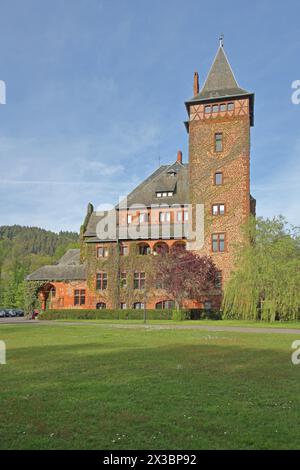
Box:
[51,318,300,329]
[0,322,299,450]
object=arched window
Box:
[96,302,106,310]
[153,242,169,255]
[138,243,151,256]
[172,241,186,252]
[133,302,145,310]
[156,300,175,310]
[50,287,56,298]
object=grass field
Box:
[0,321,300,450]
[51,318,300,329]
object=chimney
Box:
[177,150,183,164]
[194,71,199,96]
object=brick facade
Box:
[188,101,252,284]
[32,43,255,313]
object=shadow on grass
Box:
[0,333,299,450]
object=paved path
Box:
[1,318,300,335]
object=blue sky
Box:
[0,0,299,232]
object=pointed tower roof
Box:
[186,43,252,103]
[184,41,255,128]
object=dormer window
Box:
[156,192,173,198]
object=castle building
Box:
[27,41,256,311]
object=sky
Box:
[0,0,299,232]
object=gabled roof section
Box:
[26,249,86,282]
[83,160,189,239]
[117,161,189,209]
[186,45,252,104]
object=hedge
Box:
[40,309,174,321]
[39,308,221,321]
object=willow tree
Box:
[223,216,300,322]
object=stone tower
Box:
[185,42,255,287]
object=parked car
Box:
[15,309,24,317]
[0,308,25,318]
[6,309,17,317]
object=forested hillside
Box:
[0,225,79,308]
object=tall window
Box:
[176,210,188,222]
[127,214,132,224]
[50,287,56,298]
[74,289,85,306]
[214,172,223,185]
[159,212,171,223]
[212,234,225,253]
[97,246,109,258]
[96,272,108,290]
[120,303,127,310]
[177,211,183,222]
[212,204,225,216]
[120,244,129,256]
[133,302,145,310]
[134,272,145,290]
[120,272,127,288]
[138,243,151,255]
[215,133,223,152]
[156,300,175,310]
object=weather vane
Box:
[219,33,224,47]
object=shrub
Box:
[39,309,174,321]
[171,309,191,321]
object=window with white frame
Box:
[97,246,109,258]
[159,212,171,223]
[212,204,225,216]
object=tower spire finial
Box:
[219,33,224,48]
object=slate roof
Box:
[26,249,86,281]
[83,161,189,240]
[121,161,189,208]
[186,45,252,104]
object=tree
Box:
[156,247,218,310]
[0,225,79,308]
[223,216,300,322]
